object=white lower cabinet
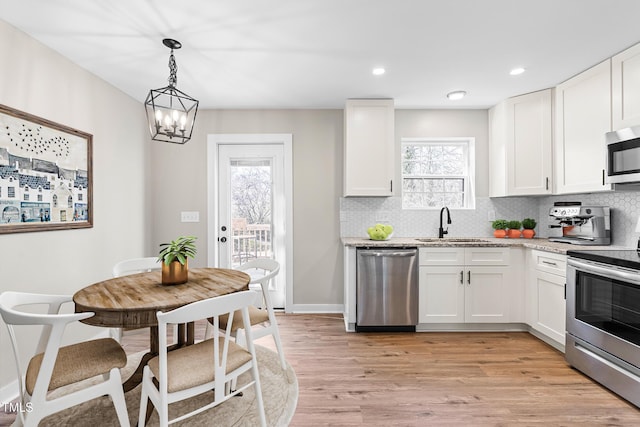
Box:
[419,247,511,323]
[527,250,567,348]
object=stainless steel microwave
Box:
[606,125,640,183]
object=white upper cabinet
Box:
[507,90,553,195]
[554,60,612,194]
[612,43,640,130]
[489,89,553,196]
[343,99,395,196]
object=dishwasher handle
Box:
[358,250,416,258]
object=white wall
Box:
[342,109,499,239]
[0,21,150,390]
[149,109,344,307]
[395,109,490,197]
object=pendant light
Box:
[144,38,199,144]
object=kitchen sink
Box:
[415,238,492,243]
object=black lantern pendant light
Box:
[144,38,199,144]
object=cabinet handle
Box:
[467,271,471,285]
[542,260,558,267]
[390,180,393,193]
[545,177,549,190]
[602,169,605,186]
[460,271,464,284]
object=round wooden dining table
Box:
[73,267,250,392]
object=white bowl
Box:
[368,232,394,241]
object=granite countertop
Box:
[341,237,625,255]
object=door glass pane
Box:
[229,159,272,268]
[576,271,640,346]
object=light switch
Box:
[181,211,200,222]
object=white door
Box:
[210,136,291,309]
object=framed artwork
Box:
[0,104,92,234]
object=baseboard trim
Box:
[416,323,529,332]
[287,304,343,313]
[527,327,565,353]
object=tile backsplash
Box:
[340,191,640,248]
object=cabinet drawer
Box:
[419,248,465,266]
[464,247,510,266]
[532,250,566,276]
[419,247,510,266]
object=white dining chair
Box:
[138,290,266,427]
[205,258,286,370]
[0,291,130,427]
[112,256,161,278]
[111,256,162,342]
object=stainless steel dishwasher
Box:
[356,247,418,332]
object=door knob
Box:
[220,237,227,243]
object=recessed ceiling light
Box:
[510,67,526,76]
[372,67,386,76]
[446,91,467,101]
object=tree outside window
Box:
[401,138,475,209]
[231,163,271,225]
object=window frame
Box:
[401,137,476,210]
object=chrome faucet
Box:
[438,206,451,238]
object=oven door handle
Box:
[568,258,640,284]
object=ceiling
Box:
[2,0,640,109]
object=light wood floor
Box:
[3,314,640,426]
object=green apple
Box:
[367,227,376,239]
[382,224,393,235]
[370,229,387,240]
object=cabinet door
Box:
[531,270,566,346]
[343,99,394,196]
[555,60,612,194]
[613,43,640,130]
[418,266,464,323]
[506,89,553,195]
[465,266,509,323]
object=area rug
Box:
[37,345,297,426]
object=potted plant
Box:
[522,218,537,239]
[491,219,508,238]
[158,235,198,285]
[507,220,522,238]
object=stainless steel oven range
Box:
[566,249,640,408]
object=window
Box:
[401,138,475,209]
[8,187,15,198]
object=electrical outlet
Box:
[181,211,199,223]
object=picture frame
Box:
[0,104,92,234]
